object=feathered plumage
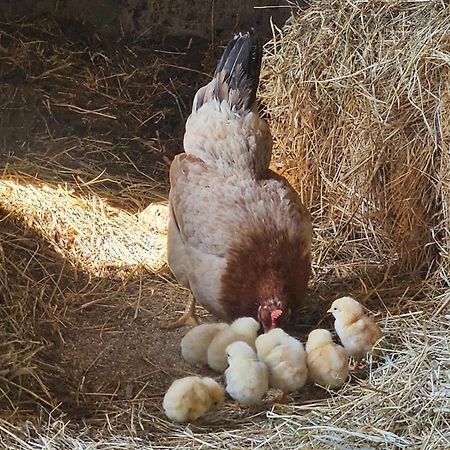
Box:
[163,376,225,423]
[305,329,349,389]
[224,341,269,406]
[167,30,312,331]
[255,328,308,394]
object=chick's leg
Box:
[163,293,199,329]
[274,390,289,404]
[349,357,362,371]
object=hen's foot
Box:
[162,294,199,329]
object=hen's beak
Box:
[327,308,333,314]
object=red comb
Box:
[271,309,283,321]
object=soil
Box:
[41,276,331,421]
[43,273,216,419]
[1,214,337,423]
[0,19,217,419]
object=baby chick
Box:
[255,328,308,400]
[305,329,349,389]
[224,341,269,406]
[207,317,260,372]
[328,296,383,368]
[181,322,229,366]
[163,376,225,423]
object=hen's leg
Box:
[163,293,199,329]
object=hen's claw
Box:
[162,294,199,329]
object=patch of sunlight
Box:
[0,179,168,276]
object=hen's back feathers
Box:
[184,30,271,175]
[193,30,262,113]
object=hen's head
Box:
[258,299,289,332]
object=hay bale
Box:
[260,0,450,280]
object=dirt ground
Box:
[0,18,210,419]
[1,213,336,428]
[41,270,212,420]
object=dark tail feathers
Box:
[213,30,262,112]
[191,30,262,113]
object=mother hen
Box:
[167,30,312,332]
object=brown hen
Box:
[167,30,312,332]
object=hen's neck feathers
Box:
[218,228,310,321]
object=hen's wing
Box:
[168,153,312,319]
[168,153,229,318]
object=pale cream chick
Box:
[207,317,260,372]
[181,322,229,366]
[305,329,349,389]
[255,328,308,396]
[328,296,383,367]
[163,376,225,423]
[224,341,269,406]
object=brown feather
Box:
[218,226,311,321]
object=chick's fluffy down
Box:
[256,328,308,392]
[305,329,349,389]
[224,341,269,406]
[181,322,229,366]
[163,376,225,423]
[207,317,260,372]
[329,296,383,362]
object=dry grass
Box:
[0,2,450,449]
[0,303,448,449]
[0,13,211,442]
[0,17,213,277]
[0,179,168,276]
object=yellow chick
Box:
[305,329,349,389]
[207,317,260,372]
[224,341,269,406]
[163,376,225,423]
[328,296,383,368]
[255,328,308,399]
[181,322,229,366]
